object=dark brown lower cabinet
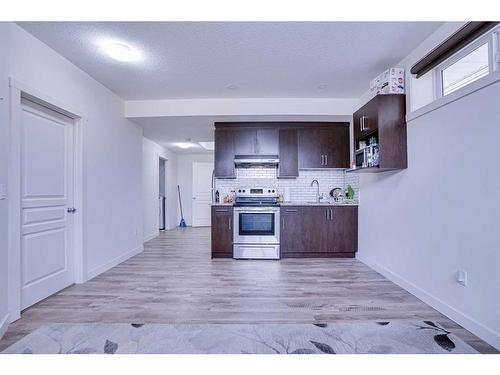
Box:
[329,206,358,253]
[211,206,233,258]
[280,205,357,258]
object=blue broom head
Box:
[179,219,187,227]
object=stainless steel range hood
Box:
[234,155,279,168]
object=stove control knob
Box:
[268,189,271,193]
[238,189,241,193]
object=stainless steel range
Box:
[233,187,280,260]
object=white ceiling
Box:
[18,22,442,100]
[138,114,351,154]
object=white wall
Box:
[0,23,11,336]
[3,23,144,290]
[142,137,178,240]
[357,25,500,349]
[125,97,358,118]
[177,154,214,226]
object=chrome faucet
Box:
[310,179,323,203]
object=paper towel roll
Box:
[283,187,291,202]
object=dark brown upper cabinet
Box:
[298,124,350,169]
[233,128,256,155]
[233,128,279,155]
[278,128,299,178]
[256,128,279,155]
[322,126,350,168]
[353,96,379,140]
[351,94,407,172]
[214,128,235,178]
[215,122,350,178]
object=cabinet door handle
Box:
[361,116,369,131]
[282,218,285,230]
[330,208,333,221]
[320,155,324,165]
[285,209,298,212]
[228,217,232,230]
[215,209,228,212]
[359,117,363,132]
[325,154,328,166]
[325,209,328,220]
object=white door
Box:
[20,98,75,309]
[192,162,213,227]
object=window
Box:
[435,26,499,98]
[441,43,490,96]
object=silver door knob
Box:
[67,207,77,213]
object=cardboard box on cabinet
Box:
[370,67,405,95]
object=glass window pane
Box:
[442,43,489,96]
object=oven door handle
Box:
[234,207,279,212]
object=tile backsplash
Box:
[215,168,359,203]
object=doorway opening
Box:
[159,157,166,231]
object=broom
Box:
[177,185,187,227]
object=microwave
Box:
[355,144,380,168]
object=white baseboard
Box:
[143,232,159,243]
[0,313,10,341]
[357,253,500,350]
[87,245,144,281]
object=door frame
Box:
[191,161,214,227]
[158,156,167,230]
[7,78,85,322]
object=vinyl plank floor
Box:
[0,227,497,353]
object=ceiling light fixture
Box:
[199,141,215,151]
[226,84,238,90]
[101,41,142,62]
[318,84,328,90]
[174,142,196,149]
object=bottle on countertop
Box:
[215,190,220,203]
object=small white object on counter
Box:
[283,187,291,202]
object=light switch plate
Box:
[457,270,468,286]
[0,184,6,200]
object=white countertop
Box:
[212,202,358,207]
[280,201,358,206]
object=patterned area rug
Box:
[2,321,477,354]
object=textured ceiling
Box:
[18,22,442,100]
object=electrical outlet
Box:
[0,184,7,200]
[456,270,468,286]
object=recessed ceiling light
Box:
[226,84,238,90]
[318,84,328,90]
[101,41,142,62]
[199,141,215,151]
[173,142,196,149]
